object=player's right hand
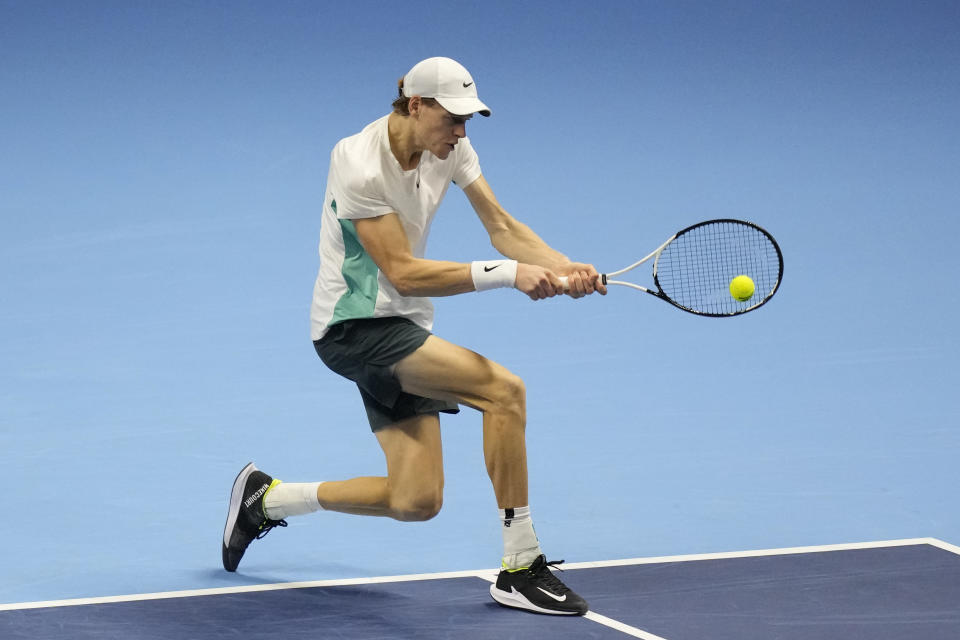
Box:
[515,263,564,301]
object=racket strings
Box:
[654,221,781,316]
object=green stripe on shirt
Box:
[330,217,380,325]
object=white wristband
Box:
[471,260,518,291]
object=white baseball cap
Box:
[402,57,491,117]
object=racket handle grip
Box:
[557,274,606,291]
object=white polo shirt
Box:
[310,115,482,340]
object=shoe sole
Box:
[222,461,256,571]
[489,584,584,616]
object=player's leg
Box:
[223,318,453,571]
[392,335,528,509]
[392,335,588,615]
[314,412,444,522]
[222,413,444,572]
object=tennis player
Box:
[222,57,605,615]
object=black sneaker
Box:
[489,555,589,615]
[221,462,287,572]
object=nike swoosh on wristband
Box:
[484,265,499,272]
[536,587,567,602]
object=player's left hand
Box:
[559,262,607,298]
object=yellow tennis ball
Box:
[730,275,755,301]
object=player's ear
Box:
[408,95,423,118]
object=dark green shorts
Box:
[314,317,460,431]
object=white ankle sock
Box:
[500,506,542,569]
[263,481,324,520]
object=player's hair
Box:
[392,77,437,115]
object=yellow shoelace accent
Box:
[259,479,283,519]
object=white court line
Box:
[1,536,954,617]
[559,536,946,571]
[585,612,670,640]
[925,537,960,556]
[0,569,500,612]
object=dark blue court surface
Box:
[576,543,960,640]
[3,541,959,639]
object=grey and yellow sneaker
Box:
[222,462,286,572]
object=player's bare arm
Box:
[463,175,607,298]
[353,213,473,297]
[353,211,566,301]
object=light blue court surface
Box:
[4,540,960,639]
[2,0,960,635]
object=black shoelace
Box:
[528,557,570,594]
[256,518,288,540]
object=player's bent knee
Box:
[490,371,526,419]
[391,491,443,522]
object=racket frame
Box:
[600,218,784,317]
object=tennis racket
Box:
[561,219,783,317]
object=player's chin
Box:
[434,143,456,159]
